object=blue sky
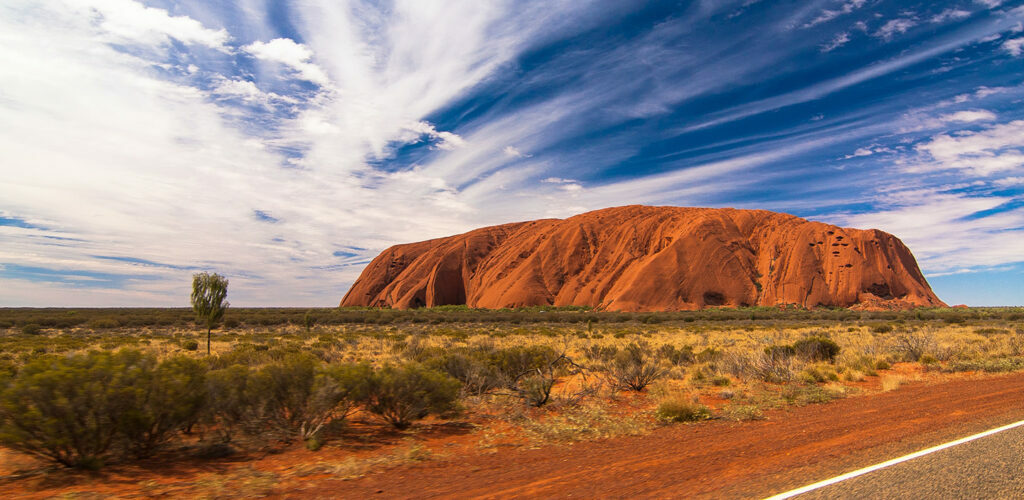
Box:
[1,0,1022,306]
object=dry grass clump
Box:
[291,441,433,480]
[518,404,653,443]
[720,403,765,421]
[880,374,907,392]
[655,396,712,423]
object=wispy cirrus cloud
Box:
[803,0,867,28]
[874,18,919,41]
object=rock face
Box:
[341,205,945,311]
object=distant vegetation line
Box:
[1,306,1021,331]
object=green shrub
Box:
[429,352,502,396]
[489,345,561,388]
[203,364,263,443]
[793,337,840,362]
[302,310,318,332]
[182,339,199,351]
[0,350,144,468]
[253,355,370,441]
[656,397,712,423]
[798,366,837,383]
[86,317,120,329]
[871,324,894,334]
[20,324,42,335]
[117,355,206,458]
[606,343,664,391]
[361,364,460,429]
[875,359,891,370]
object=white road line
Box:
[763,418,1024,500]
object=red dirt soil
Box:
[341,205,945,311]
[303,372,1024,499]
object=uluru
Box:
[341,205,946,311]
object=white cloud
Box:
[993,176,1024,186]
[821,32,850,52]
[401,121,466,151]
[243,38,330,86]
[915,120,1024,175]
[931,9,972,24]
[844,147,874,158]
[874,18,918,41]
[804,0,867,28]
[975,86,1008,99]
[939,109,997,122]
[1003,38,1024,56]
[975,0,1004,8]
[935,86,1011,108]
[503,146,531,158]
[78,0,230,50]
[210,77,296,108]
[899,104,1003,132]
[842,145,897,159]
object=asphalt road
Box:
[792,423,1024,499]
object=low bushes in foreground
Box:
[362,364,460,430]
[0,350,204,467]
[0,349,460,468]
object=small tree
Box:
[191,272,229,355]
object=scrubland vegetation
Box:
[1,305,1023,482]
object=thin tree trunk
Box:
[207,326,211,355]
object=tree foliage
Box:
[191,272,229,355]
